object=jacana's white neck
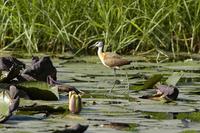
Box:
[97,46,103,56]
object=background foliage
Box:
[0,0,200,55]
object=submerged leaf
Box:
[165,72,183,86]
[17,81,59,101]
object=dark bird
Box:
[140,84,179,101]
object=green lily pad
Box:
[0,71,2,79]
[165,72,183,86]
[17,81,59,101]
[129,74,163,91]
[143,74,163,90]
[132,104,195,113]
[0,91,11,123]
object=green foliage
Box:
[0,91,11,123]
[180,130,200,133]
[165,72,184,86]
[143,112,171,120]
[129,74,163,91]
[177,112,200,122]
[0,0,200,54]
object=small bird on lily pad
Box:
[140,84,179,101]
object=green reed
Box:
[0,0,200,55]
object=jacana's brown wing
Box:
[103,52,131,68]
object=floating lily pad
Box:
[102,122,137,131]
[0,85,20,123]
[129,74,163,91]
[177,112,200,122]
[163,61,200,71]
[0,91,11,123]
[143,74,163,90]
[165,72,183,86]
[133,104,195,113]
[17,81,59,101]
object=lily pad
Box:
[133,104,195,113]
[129,74,163,91]
[17,81,59,101]
[0,91,11,123]
[143,74,163,90]
[165,72,183,86]
[0,85,20,123]
[0,102,10,123]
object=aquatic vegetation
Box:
[0,86,20,123]
[102,122,138,131]
[180,130,200,133]
[17,81,59,100]
[1,56,200,132]
[177,112,200,122]
[0,0,200,55]
[142,112,172,120]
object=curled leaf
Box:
[0,85,20,123]
[129,74,163,91]
[17,81,59,101]
[165,72,183,86]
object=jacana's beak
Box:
[89,43,97,48]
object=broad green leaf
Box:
[0,91,11,123]
[0,70,2,79]
[129,85,143,91]
[17,81,59,101]
[129,74,163,91]
[143,74,163,90]
[165,72,183,86]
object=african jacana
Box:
[92,41,132,92]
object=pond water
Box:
[1,56,200,133]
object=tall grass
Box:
[0,0,200,55]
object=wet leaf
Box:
[17,81,59,100]
[0,65,22,83]
[0,91,11,123]
[0,70,2,79]
[165,72,183,86]
[0,86,20,123]
[132,104,195,113]
[143,74,163,90]
[102,122,137,131]
[177,112,200,122]
[53,124,89,133]
[18,104,66,114]
[129,74,163,91]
